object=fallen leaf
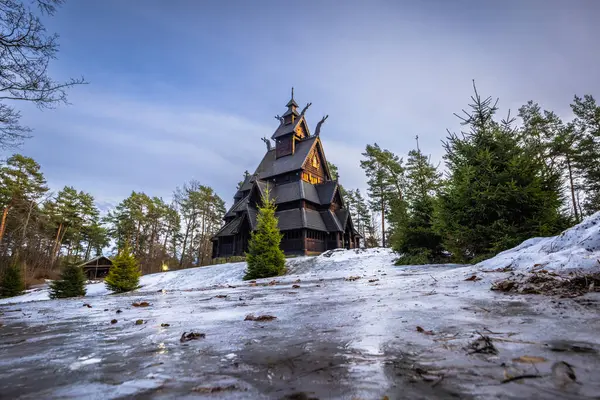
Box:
[116,309,122,314]
[513,355,547,364]
[345,276,361,281]
[465,275,482,281]
[180,331,206,342]
[292,284,301,289]
[268,280,278,286]
[214,295,228,298]
[160,323,170,327]
[248,283,257,287]
[83,303,92,308]
[135,319,144,325]
[132,301,150,307]
[369,279,379,283]
[416,326,434,335]
[244,314,277,322]
[103,309,109,311]
[111,319,118,324]
[294,279,301,283]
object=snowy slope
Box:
[477,212,600,272]
[0,248,396,305]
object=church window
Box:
[312,154,319,168]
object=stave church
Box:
[212,90,360,257]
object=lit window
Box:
[312,155,319,168]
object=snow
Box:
[477,211,600,273]
[0,248,396,305]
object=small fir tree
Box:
[0,264,25,298]
[49,262,87,299]
[105,244,141,293]
[244,185,286,280]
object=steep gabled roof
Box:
[320,209,343,232]
[254,136,318,179]
[315,181,337,204]
[225,195,250,218]
[335,209,350,231]
[271,115,310,140]
[214,215,244,237]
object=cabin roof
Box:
[77,256,113,268]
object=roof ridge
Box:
[329,209,343,231]
[301,207,307,228]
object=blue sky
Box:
[4,0,600,211]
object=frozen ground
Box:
[1,233,600,398]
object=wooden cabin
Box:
[212,91,361,258]
[78,256,113,279]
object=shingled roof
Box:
[255,136,317,179]
[271,115,304,139]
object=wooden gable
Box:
[294,117,310,140]
[300,139,331,184]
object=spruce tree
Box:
[49,262,87,299]
[105,245,141,293]
[244,186,285,280]
[393,147,444,265]
[437,83,564,262]
[0,264,25,297]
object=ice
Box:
[2,237,600,398]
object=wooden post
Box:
[301,229,307,255]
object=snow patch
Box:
[477,212,600,272]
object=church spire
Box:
[282,87,299,123]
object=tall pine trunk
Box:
[566,156,579,223]
[0,206,10,246]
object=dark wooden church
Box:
[212,91,360,257]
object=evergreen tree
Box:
[0,264,25,297]
[437,84,564,262]
[49,262,86,299]
[360,144,405,247]
[571,94,600,214]
[393,147,444,265]
[105,244,141,293]
[244,185,285,280]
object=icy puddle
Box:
[1,248,600,399]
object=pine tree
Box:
[393,146,444,265]
[49,262,86,299]
[105,244,141,293]
[360,144,405,247]
[0,264,25,297]
[437,83,564,262]
[571,94,600,215]
[244,185,286,280]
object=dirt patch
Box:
[244,314,277,322]
[491,271,600,297]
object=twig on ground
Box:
[501,374,541,384]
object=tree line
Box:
[350,84,599,264]
[0,153,226,287]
